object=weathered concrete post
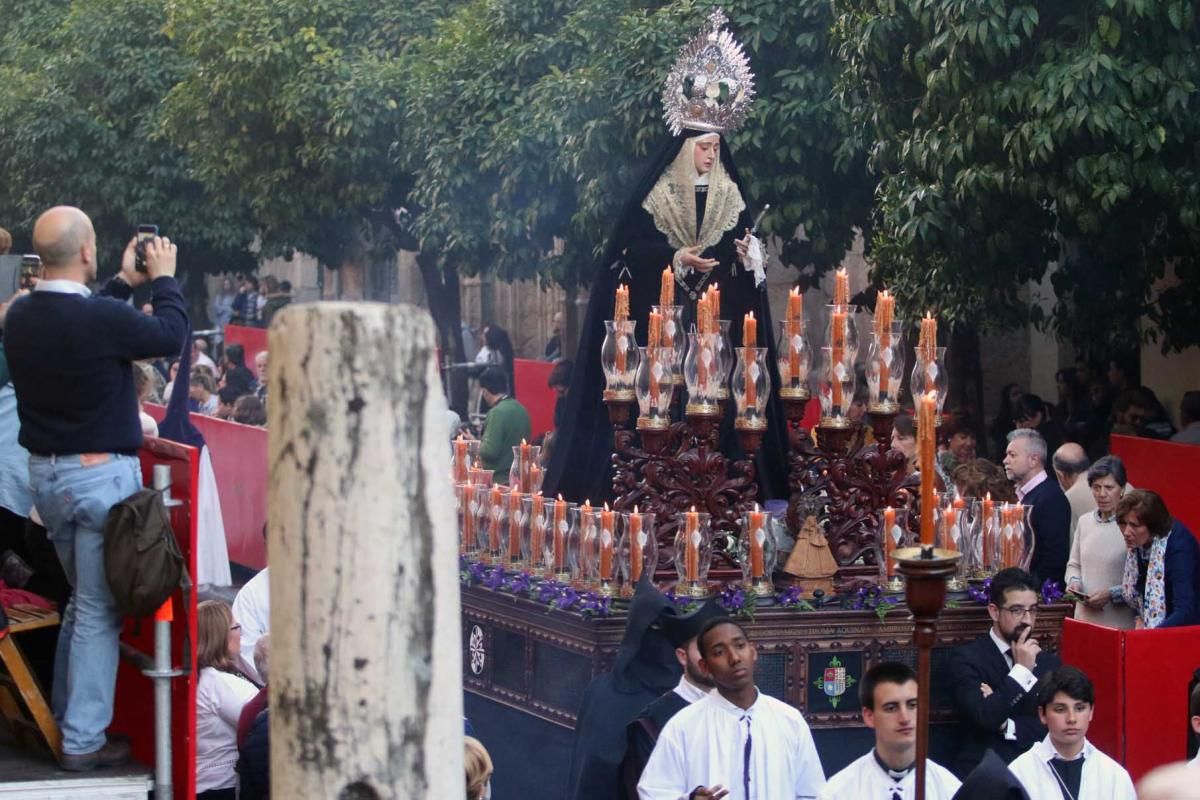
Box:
[267,303,462,799]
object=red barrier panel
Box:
[146,404,268,571]
[514,358,556,440]
[112,437,200,799]
[1111,434,1200,537]
[1061,617,1200,781]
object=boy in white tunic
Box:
[1008,666,1135,800]
[638,617,826,800]
[819,661,960,800]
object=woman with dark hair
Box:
[988,383,1023,459]
[195,600,258,799]
[546,11,784,503]
[1102,489,1200,628]
[221,343,257,396]
[891,413,918,475]
[1066,456,1135,628]
[483,324,517,400]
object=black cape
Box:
[566,578,681,800]
[619,689,690,800]
[951,750,1032,800]
[547,132,789,503]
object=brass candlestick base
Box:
[599,580,615,598]
[735,417,767,455]
[867,407,899,445]
[780,392,811,425]
[750,578,772,598]
[603,391,635,428]
[635,421,671,454]
[885,575,904,592]
[685,406,721,441]
[895,545,961,800]
[685,580,708,598]
[817,421,855,455]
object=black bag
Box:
[103,488,190,618]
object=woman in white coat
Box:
[1065,456,1135,628]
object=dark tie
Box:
[1050,756,1084,800]
[1003,647,1014,669]
[741,714,752,799]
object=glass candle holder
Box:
[505,490,528,568]
[673,510,713,597]
[877,506,910,590]
[776,320,812,398]
[732,347,770,429]
[588,507,619,595]
[910,345,948,418]
[456,482,477,558]
[935,503,970,589]
[635,346,674,428]
[979,495,999,575]
[601,320,639,400]
[995,503,1034,571]
[483,484,510,563]
[619,510,658,593]
[548,497,576,581]
[651,304,686,386]
[509,443,543,492]
[738,508,777,596]
[524,493,551,577]
[866,320,905,411]
[714,320,734,401]
[824,304,861,365]
[683,332,721,414]
[451,436,480,483]
[817,345,856,426]
[468,465,494,488]
[567,504,594,587]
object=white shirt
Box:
[1017,470,1049,502]
[194,352,217,372]
[673,674,713,705]
[639,689,826,800]
[34,279,91,297]
[819,751,961,800]
[233,567,270,684]
[195,667,258,793]
[1008,736,1135,800]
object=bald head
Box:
[33,206,95,273]
[1052,442,1090,489]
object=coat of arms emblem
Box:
[812,655,856,708]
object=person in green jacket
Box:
[478,366,531,482]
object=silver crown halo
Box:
[662,8,756,136]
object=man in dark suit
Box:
[618,601,724,799]
[1003,429,1071,586]
[948,568,1061,779]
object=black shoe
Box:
[58,736,131,772]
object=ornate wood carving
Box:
[611,421,759,576]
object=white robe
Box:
[818,751,960,800]
[232,566,270,684]
[638,689,826,800]
[1008,736,1135,800]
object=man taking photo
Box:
[5,206,188,771]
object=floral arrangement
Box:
[460,559,612,618]
[965,576,1064,606]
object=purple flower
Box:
[503,571,533,596]
[536,579,566,604]
[1041,579,1064,605]
[482,566,506,590]
[577,591,612,618]
[664,588,699,613]
[554,587,580,609]
[967,577,993,605]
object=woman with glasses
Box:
[1108,490,1200,629]
[1064,456,1136,629]
[196,599,260,799]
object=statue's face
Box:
[693,137,719,174]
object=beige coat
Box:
[1066,510,1136,629]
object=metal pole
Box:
[152,618,173,800]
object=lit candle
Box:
[831,309,847,410]
[787,288,803,385]
[919,313,937,390]
[686,507,700,583]
[554,494,567,571]
[581,500,594,577]
[875,291,894,401]
[648,310,663,352]
[508,489,523,564]
[529,463,542,494]
[749,504,765,579]
[462,483,475,555]
[710,283,720,323]
[630,507,644,583]
[519,439,532,492]
[835,268,849,307]
[884,506,897,577]
[660,266,674,310]
[743,311,756,348]
[697,296,712,389]
[982,493,994,568]
[918,391,937,545]
[614,286,629,373]
[454,434,469,483]
[952,495,965,510]
[600,503,615,581]
[489,485,504,554]
[943,506,958,552]
[531,492,545,570]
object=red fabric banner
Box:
[1111,434,1200,537]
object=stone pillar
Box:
[267,303,463,799]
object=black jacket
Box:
[1021,475,1071,586]
[619,689,690,799]
[948,632,1060,778]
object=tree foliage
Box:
[0,0,255,274]
[834,0,1200,355]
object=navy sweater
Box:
[5,276,188,455]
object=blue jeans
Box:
[29,453,141,755]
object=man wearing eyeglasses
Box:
[948,568,1061,779]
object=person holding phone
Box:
[947,568,1061,779]
[1064,456,1136,628]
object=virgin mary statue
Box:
[546,9,789,503]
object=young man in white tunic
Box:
[1008,666,1135,800]
[638,617,826,800]
[819,661,960,800]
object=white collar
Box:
[989,627,1012,657]
[674,674,713,705]
[34,279,92,297]
[1017,470,1049,500]
[694,173,711,187]
[710,688,760,719]
[1033,735,1094,763]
